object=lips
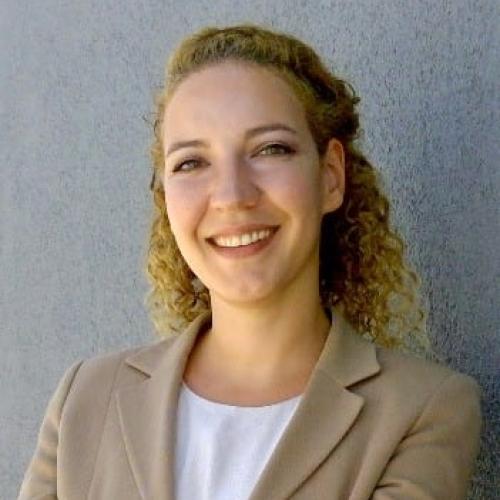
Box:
[206,224,280,241]
[207,225,280,258]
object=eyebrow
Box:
[165,123,297,157]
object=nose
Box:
[210,159,261,211]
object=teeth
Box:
[213,229,273,248]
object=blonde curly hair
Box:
[145,24,430,353]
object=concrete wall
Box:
[2,1,498,498]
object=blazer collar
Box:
[116,305,380,500]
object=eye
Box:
[258,143,295,156]
[172,157,204,173]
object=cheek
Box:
[164,181,204,240]
[265,164,322,213]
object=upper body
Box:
[19,24,483,500]
[18,307,482,500]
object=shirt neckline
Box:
[181,381,303,410]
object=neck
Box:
[192,288,332,388]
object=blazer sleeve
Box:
[372,372,482,500]
[18,360,83,500]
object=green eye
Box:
[260,143,294,155]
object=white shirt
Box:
[174,382,302,500]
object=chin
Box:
[209,281,280,306]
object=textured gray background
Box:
[2,0,498,498]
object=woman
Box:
[19,24,481,499]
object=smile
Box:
[207,226,279,258]
[212,229,273,248]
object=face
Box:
[161,61,344,306]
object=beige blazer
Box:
[19,308,481,499]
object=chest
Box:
[175,382,302,499]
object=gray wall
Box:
[2,0,498,498]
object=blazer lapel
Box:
[248,305,380,500]
[115,312,210,500]
[115,305,380,500]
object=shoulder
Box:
[363,343,482,429]
[346,345,483,498]
[329,306,481,407]
[338,338,483,477]
[329,308,481,411]
[58,336,179,410]
[374,345,481,398]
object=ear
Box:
[321,138,345,214]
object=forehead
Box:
[162,61,309,141]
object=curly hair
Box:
[145,23,430,353]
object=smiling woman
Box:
[147,28,424,351]
[159,60,344,321]
[19,24,481,500]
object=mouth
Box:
[207,226,279,248]
[206,226,280,258]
